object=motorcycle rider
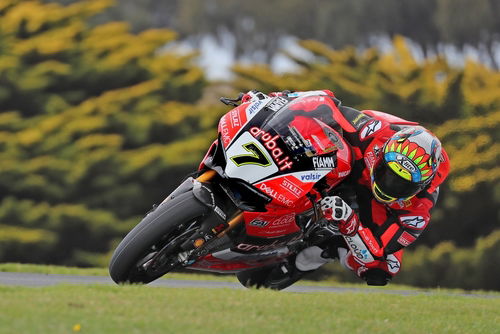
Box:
[242,90,450,287]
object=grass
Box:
[0,284,499,334]
[1,263,499,333]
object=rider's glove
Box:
[320,196,360,237]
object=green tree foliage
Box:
[0,0,223,265]
[52,0,500,68]
[397,230,500,290]
[232,37,500,246]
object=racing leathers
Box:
[267,90,451,285]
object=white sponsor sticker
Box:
[344,234,375,264]
[386,254,401,274]
[360,120,382,140]
[312,156,336,169]
[266,97,288,112]
[399,215,427,229]
[245,99,266,119]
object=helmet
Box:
[371,126,442,203]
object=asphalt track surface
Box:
[1,272,498,298]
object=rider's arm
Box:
[381,190,438,255]
[320,191,436,265]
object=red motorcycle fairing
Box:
[190,230,304,273]
[191,93,353,273]
[189,247,291,273]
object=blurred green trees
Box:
[0,0,221,265]
[54,0,500,68]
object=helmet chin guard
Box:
[371,126,442,203]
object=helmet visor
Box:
[372,159,423,200]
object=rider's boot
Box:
[264,254,309,290]
[295,245,335,271]
[265,243,340,290]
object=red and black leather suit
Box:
[268,90,451,284]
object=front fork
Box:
[144,170,244,270]
[174,170,243,262]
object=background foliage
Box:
[0,0,498,290]
[0,0,222,265]
[50,0,500,69]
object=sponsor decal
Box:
[360,120,382,140]
[312,156,336,169]
[342,215,359,236]
[396,155,418,173]
[211,248,283,261]
[352,113,370,128]
[359,228,383,257]
[364,151,376,170]
[250,126,293,171]
[219,117,231,146]
[395,199,413,209]
[338,170,350,178]
[246,100,264,116]
[299,172,323,182]
[399,215,427,229]
[344,235,374,263]
[229,109,241,127]
[249,220,269,228]
[269,214,295,227]
[259,229,287,235]
[214,206,226,220]
[266,97,288,112]
[280,178,304,198]
[397,231,416,247]
[259,183,294,206]
[235,234,301,252]
[386,254,401,273]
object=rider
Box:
[244,89,450,287]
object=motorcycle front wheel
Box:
[109,191,209,284]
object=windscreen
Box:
[257,95,343,160]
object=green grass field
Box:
[1,264,499,333]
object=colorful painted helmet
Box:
[371,126,442,203]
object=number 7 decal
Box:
[230,142,271,167]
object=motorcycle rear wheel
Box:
[109,191,208,284]
[236,255,307,290]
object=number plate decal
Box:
[225,132,279,183]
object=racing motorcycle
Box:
[109,90,353,290]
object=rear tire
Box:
[236,266,276,289]
[109,191,208,284]
[236,255,308,290]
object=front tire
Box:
[109,191,209,284]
